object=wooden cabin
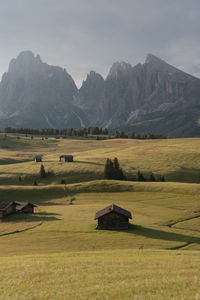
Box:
[0,201,17,218]
[59,155,73,162]
[34,155,42,162]
[94,204,132,230]
[16,202,36,213]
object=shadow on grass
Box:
[122,224,200,245]
[0,171,31,176]
[76,160,104,166]
[3,211,61,223]
[165,167,200,184]
[0,186,68,204]
[0,159,32,165]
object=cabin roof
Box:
[60,155,73,158]
[0,201,16,211]
[94,204,132,220]
[15,201,36,210]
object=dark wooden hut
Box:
[16,202,36,213]
[59,155,73,162]
[0,201,17,218]
[34,155,42,162]
[94,204,132,230]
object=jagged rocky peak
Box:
[145,53,164,64]
[8,50,42,74]
[85,70,104,83]
[0,50,200,137]
[80,71,104,94]
[108,61,132,78]
[144,53,196,80]
[144,53,176,72]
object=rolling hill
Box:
[0,136,200,298]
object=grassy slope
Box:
[0,250,200,300]
[1,136,200,298]
[1,182,200,298]
[1,134,200,184]
[0,181,200,256]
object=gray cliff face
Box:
[0,51,86,128]
[78,54,200,135]
[77,71,105,125]
[0,51,200,136]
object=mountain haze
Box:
[0,51,200,137]
[0,51,86,128]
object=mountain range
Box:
[0,51,200,137]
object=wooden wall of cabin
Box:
[97,212,129,229]
[5,205,16,216]
[23,205,34,213]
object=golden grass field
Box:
[1,134,200,299]
[1,133,200,184]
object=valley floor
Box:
[1,136,200,298]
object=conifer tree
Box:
[40,164,46,178]
[161,176,165,182]
[104,157,126,180]
[113,157,120,179]
[137,170,145,181]
[107,159,114,179]
[104,158,110,179]
[149,173,156,182]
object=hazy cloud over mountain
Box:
[0,0,200,86]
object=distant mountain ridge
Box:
[0,51,200,137]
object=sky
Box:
[0,0,200,87]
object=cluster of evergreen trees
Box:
[3,126,109,137]
[103,158,165,182]
[136,170,165,182]
[114,130,166,139]
[104,158,126,180]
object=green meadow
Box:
[0,134,200,299]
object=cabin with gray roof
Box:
[94,204,132,230]
[59,155,73,162]
[34,155,42,162]
[15,202,36,213]
[0,201,17,218]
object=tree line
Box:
[3,127,166,139]
[3,126,109,136]
[114,130,166,139]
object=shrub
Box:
[69,197,76,205]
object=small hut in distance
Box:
[34,155,42,162]
[94,204,132,230]
[59,155,73,162]
[0,201,36,218]
[16,202,36,213]
[0,201,17,218]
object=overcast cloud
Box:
[0,0,200,86]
